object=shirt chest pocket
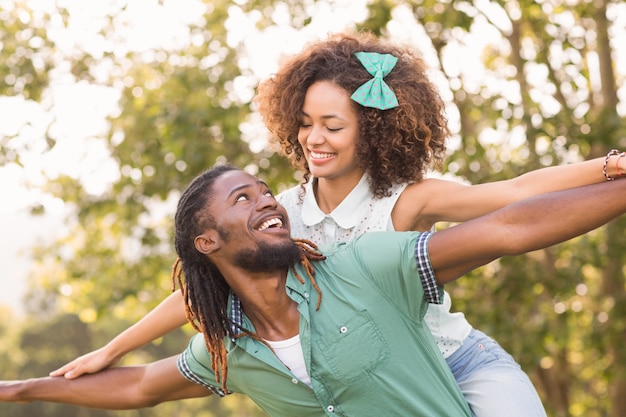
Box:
[314,310,390,385]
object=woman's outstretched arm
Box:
[50,290,188,379]
[429,179,626,284]
[396,152,626,230]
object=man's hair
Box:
[171,165,325,391]
[255,31,450,199]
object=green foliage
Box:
[0,313,264,417]
[0,307,25,380]
[401,1,626,415]
[0,0,56,100]
[0,1,59,167]
[1,0,626,416]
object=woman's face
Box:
[297,81,364,181]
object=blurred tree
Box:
[0,1,58,166]
[2,0,280,416]
[357,0,626,416]
[1,0,625,416]
[0,307,24,381]
[1,315,259,417]
[0,1,56,100]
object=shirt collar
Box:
[229,273,310,341]
[300,174,370,229]
[230,294,243,340]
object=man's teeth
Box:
[258,218,283,231]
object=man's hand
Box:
[0,356,211,409]
[0,380,32,403]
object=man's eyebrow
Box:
[227,183,253,199]
[226,180,270,199]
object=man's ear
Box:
[194,232,220,254]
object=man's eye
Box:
[236,194,249,202]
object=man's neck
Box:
[228,268,300,341]
[244,299,300,341]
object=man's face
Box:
[203,170,299,272]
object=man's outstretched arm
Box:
[430,179,626,284]
[51,290,188,379]
[0,356,210,409]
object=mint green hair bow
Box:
[350,52,399,110]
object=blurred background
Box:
[1,0,625,416]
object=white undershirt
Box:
[265,335,311,387]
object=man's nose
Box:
[257,193,277,210]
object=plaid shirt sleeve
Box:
[177,351,230,397]
[414,232,442,304]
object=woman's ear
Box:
[194,232,219,254]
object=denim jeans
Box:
[446,329,547,417]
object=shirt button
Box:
[340,326,348,334]
[291,378,298,384]
[326,405,335,413]
[304,292,309,298]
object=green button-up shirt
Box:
[178,231,471,416]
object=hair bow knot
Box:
[350,52,399,110]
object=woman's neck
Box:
[314,172,364,214]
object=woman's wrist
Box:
[615,152,625,178]
[103,339,129,363]
[603,149,626,180]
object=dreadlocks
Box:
[171,165,325,392]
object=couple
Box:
[1,164,626,416]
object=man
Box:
[1,164,625,416]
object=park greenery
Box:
[1,0,625,416]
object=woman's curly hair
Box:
[255,31,450,199]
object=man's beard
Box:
[233,237,302,273]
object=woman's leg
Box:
[446,329,547,417]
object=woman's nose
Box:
[306,125,325,145]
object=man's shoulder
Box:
[319,231,419,256]
[353,231,418,246]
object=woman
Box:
[51,32,626,416]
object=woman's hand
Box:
[49,346,121,379]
